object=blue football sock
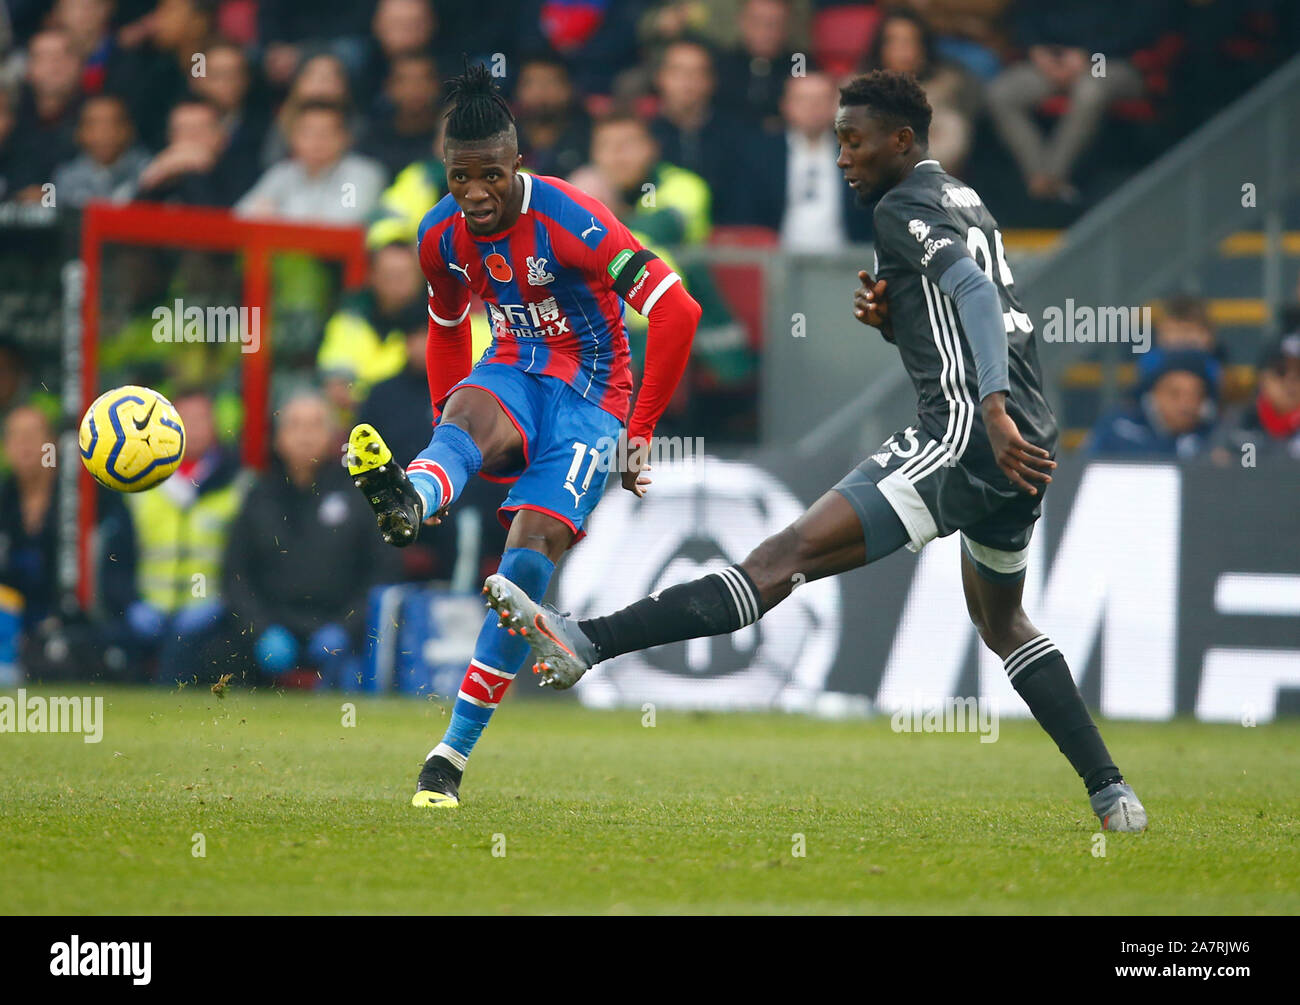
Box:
[407,422,482,516]
[430,548,556,772]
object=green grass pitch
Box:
[2,686,1297,915]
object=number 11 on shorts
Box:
[564,441,601,506]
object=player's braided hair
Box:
[839,69,932,144]
[444,60,515,143]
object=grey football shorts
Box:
[832,423,1045,581]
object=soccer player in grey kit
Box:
[486,70,1147,832]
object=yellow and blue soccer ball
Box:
[78,385,186,492]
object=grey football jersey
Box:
[871,161,1057,482]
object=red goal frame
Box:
[76,202,369,608]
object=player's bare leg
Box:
[735,490,867,608]
[486,489,870,688]
[959,545,1147,832]
[439,386,529,475]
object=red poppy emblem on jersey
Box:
[485,253,513,283]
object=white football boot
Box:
[482,574,597,690]
[1090,781,1149,832]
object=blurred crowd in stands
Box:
[0,0,1297,687]
[1086,297,1300,462]
[3,0,1297,221]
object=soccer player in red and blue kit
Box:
[346,63,701,807]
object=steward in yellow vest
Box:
[127,447,249,614]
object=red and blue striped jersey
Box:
[416,173,681,423]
